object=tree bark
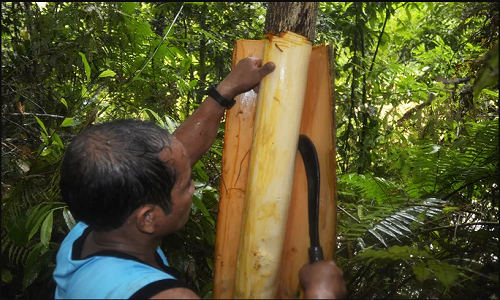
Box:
[265,2,319,43]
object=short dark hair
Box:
[60,119,177,231]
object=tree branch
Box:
[420,222,499,233]
[368,5,390,76]
[10,112,65,119]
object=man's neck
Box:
[84,225,162,269]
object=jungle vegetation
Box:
[1,2,498,299]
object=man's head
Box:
[60,119,192,232]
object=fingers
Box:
[257,61,276,78]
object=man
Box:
[54,57,346,299]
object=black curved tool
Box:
[298,134,324,263]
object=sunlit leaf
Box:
[121,2,136,14]
[59,118,73,127]
[98,69,116,78]
[78,52,91,82]
[81,86,88,97]
[51,133,64,147]
[395,212,424,224]
[60,97,68,109]
[34,116,48,135]
[368,229,388,247]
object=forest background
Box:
[1,2,498,299]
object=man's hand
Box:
[300,260,346,299]
[216,57,276,99]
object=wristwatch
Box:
[206,84,236,108]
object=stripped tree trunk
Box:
[213,41,265,300]
[276,44,337,299]
[235,31,312,298]
[213,3,339,299]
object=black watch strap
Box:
[206,84,236,108]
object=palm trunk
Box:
[235,31,312,298]
[277,44,337,298]
[212,40,265,300]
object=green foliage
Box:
[1,2,498,300]
[2,2,266,299]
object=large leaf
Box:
[7,213,29,247]
[78,52,91,82]
[40,211,53,247]
[33,116,48,135]
[60,118,74,127]
[23,245,52,290]
[412,262,431,281]
[121,2,136,14]
[427,260,460,289]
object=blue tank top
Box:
[53,222,195,299]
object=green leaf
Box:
[60,118,74,127]
[193,161,209,182]
[427,260,459,289]
[23,245,51,290]
[62,208,76,231]
[26,204,58,242]
[192,27,217,40]
[188,79,198,89]
[40,148,52,157]
[60,97,68,109]
[41,132,49,145]
[81,85,88,97]
[1,268,12,284]
[192,195,215,227]
[142,108,165,128]
[78,52,91,82]
[121,2,136,14]
[186,2,204,5]
[412,262,431,281]
[6,215,28,247]
[98,69,116,78]
[205,257,214,272]
[40,211,53,247]
[443,206,459,214]
[51,132,64,147]
[133,76,149,82]
[481,89,499,98]
[34,115,48,135]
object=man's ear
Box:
[136,205,159,234]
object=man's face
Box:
[159,137,195,232]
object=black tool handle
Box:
[298,135,324,264]
[309,246,324,263]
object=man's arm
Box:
[173,57,275,167]
[150,287,199,299]
[150,260,346,299]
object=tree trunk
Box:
[213,3,338,299]
[265,2,319,43]
[235,3,321,299]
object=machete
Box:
[298,134,324,263]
